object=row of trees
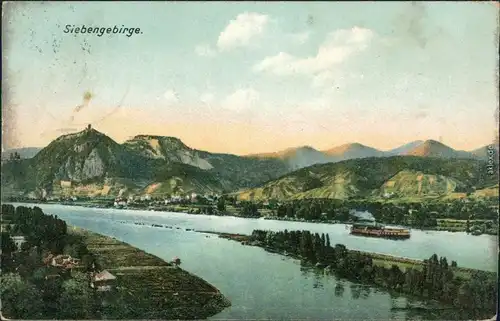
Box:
[256,198,497,227]
[1,204,103,319]
[192,195,497,228]
[249,229,497,316]
[3,204,68,254]
[1,270,98,319]
[238,201,260,218]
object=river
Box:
[11,203,498,320]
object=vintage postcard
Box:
[1,1,498,320]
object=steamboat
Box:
[350,221,411,239]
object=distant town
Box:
[114,192,220,208]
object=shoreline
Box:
[8,201,496,273]
[7,200,497,236]
[71,226,231,319]
[201,231,487,275]
[208,230,496,319]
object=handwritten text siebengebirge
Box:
[63,25,142,37]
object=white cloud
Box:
[222,88,260,110]
[163,89,179,105]
[200,92,215,105]
[195,44,216,57]
[217,12,269,51]
[253,26,374,76]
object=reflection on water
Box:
[10,203,496,320]
[313,273,323,289]
[350,283,361,300]
[361,286,371,299]
[334,282,345,297]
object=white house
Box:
[114,200,127,207]
[43,254,81,269]
[169,195,182,203]
[383,192,394,199]
[60,180,72,188]
[11,236,26,251]
[140,194,152,201]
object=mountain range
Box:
[249,139,492,170]
[1,127,497,200]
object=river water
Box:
[11,203,498,320]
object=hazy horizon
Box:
[2,2,499,154]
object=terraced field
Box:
[112,269,229,319]
[71,227,230,319]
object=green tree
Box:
[0,273,44,319]
[0,233,16,272]
[1,232,16,255]
[217,198,226,212]
[240,202,260,218]
[58,272,95,319]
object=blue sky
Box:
[3,1,499,154]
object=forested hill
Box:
[236,156,497,201]
[0,128,288,198]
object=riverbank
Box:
[204,229,497,319]
[10,199,498,236]
[70,227,231,319]
[268,216,498,236]
[207,231,478,276]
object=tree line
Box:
[249,229,497,318]
[222,197,498,228]
[1,204,103,319]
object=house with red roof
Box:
[90,270,116,292]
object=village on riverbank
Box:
[7,193,498,237]
[0,204,230,320]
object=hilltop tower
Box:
[87,124,92,131]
